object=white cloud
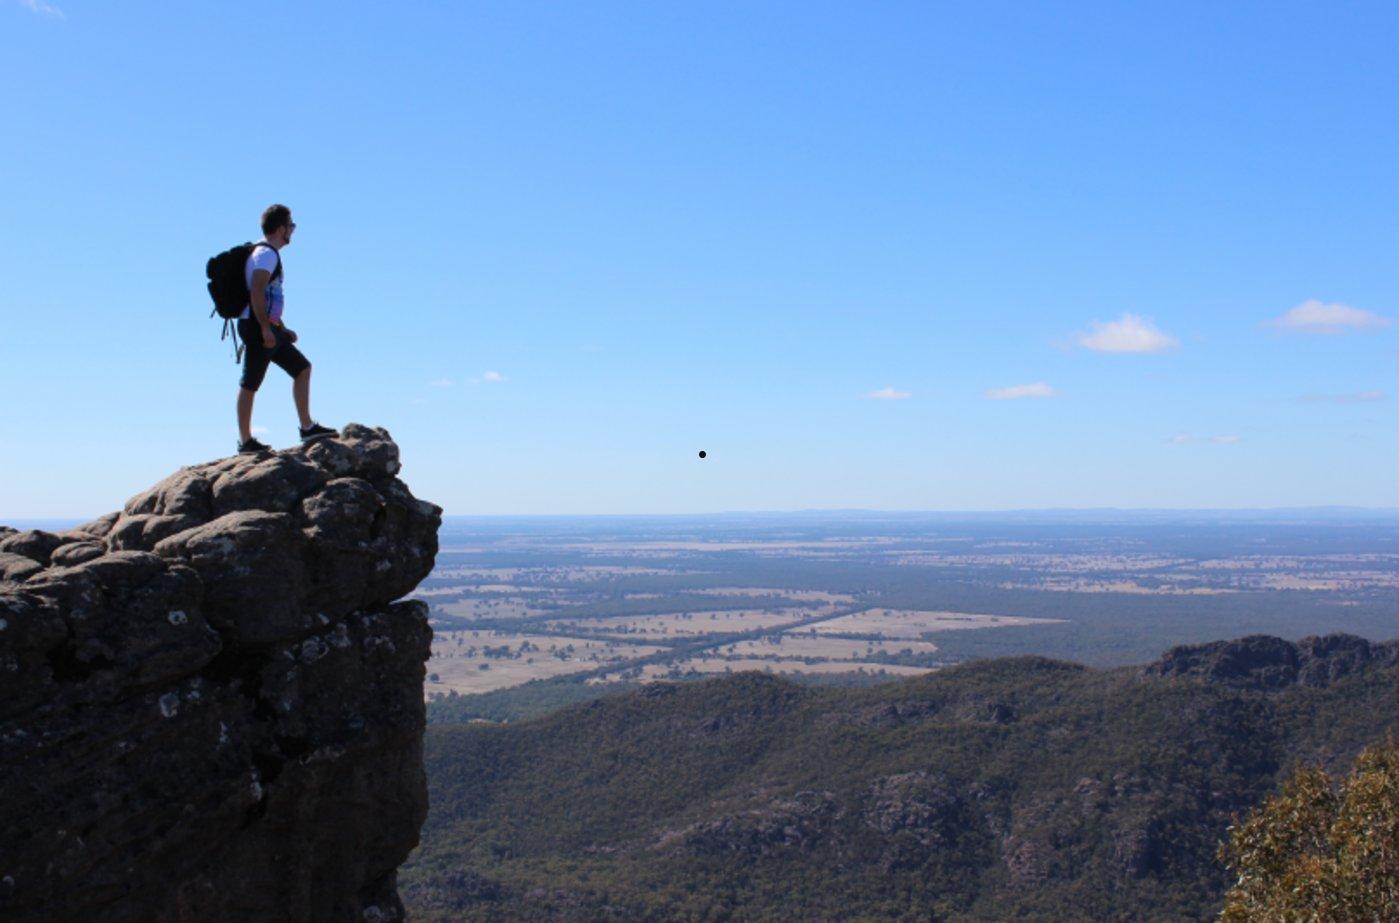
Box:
[1169,433,1240,445]
[1075,313,1178,354]
[864,387,911,400]
[18,0,63,16]
[470,370,505,384]
[1301,390,1387,403]
[985,382,1055,400]
[1268,300,1392,334]
[430,377,454,388]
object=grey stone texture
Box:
[0,424,440,922]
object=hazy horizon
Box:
[13,505,1399,532]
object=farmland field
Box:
[427,630,665,694]
[417,512,1399,721]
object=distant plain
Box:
[416,512,1399,721]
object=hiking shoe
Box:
[299,422,338,444]
[238,436,272,455]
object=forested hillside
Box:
[402,633,1399,921]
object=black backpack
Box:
[207,241,281,318]
[206,242,282,359]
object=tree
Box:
[1218,732,1399,921]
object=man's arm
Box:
[249,269,276,348]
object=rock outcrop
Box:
[0,425,441,922]
[1141,632,1399,689]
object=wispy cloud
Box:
[430,377,454,388]
[985,382,1055,401]
[864,387,911,400]
[17,0,64,17]
[1267,300,1392,335]
[470,370,505,384]
[1075,313,1178,354]
[1300,390,1387,404]
[1169,433,1240,445]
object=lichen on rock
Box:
[0,424,440,922]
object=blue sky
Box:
[2,1,1396,517]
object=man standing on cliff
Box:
[236,204,337,454]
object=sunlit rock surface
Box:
[0,424,440,922]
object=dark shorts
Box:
[238,319,311,392]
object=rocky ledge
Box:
[1141,632,1399,690]
[0,425,440,922]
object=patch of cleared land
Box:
[1253,572,1399,591]
[590,657,934,684]
[809,608,1065,639]
[715,636,940,659]
[545,608,808,639]
[1196,554,1399,570]
[426,630,663,695]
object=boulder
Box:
[0,530,69,566]
[0,425,439,922]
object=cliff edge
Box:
[0,424,441,922]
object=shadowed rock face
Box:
[1141,632,1399,689]
[0,424,441,923]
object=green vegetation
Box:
[426,669,920,725]
[403,650,1399,920]
[1219,733,1399,921]
[427,676,641,724]
[539,593,814,622]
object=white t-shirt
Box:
[240,242,284,323]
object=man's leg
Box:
[237,387,257,443]
[268,336,327,440]
[236,318,271,445]
[293,366,313,430]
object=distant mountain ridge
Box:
[1143,632,1399,689]
[405,632,1399,921]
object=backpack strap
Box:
[220,316,245,364]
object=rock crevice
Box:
[0,424,440,922]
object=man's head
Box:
[261,203,296,248]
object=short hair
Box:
[261,203,292,236]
